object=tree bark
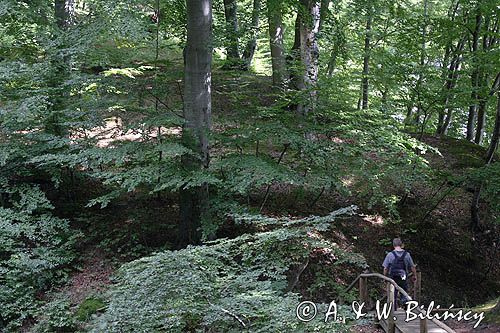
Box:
[466,11,482,141]
[223,0,240,64]
[361,8,372,110]
[290,0,321,115]
[267,0,287,86]
[242,0,261,70]
[180,0,213,246]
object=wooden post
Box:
[387,283,395,333]
[420,317,428,333]
[359,276,369,305]
[414,270,422,303]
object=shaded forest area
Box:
[0,0,499,332]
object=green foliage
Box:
[90,207,364,332]
[471,162,500,223]
[32,297,77,333]
[0,182,79,331]
[1,0,499,330]
[76,297,106,322]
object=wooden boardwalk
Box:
[346,272,455,333]
[379,311,448,333]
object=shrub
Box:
[90,207,365,332]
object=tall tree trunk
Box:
[414,0,428,121]
[223,0,240,66]
[267,0,286,86]
[437,38,466,135]
[471,90,500,232]
[466,11,482,141]
[474,18,498,144]
[290,0,321,115]
[436,1,460,134]
[436,45,451,132]
[361,9,372,110]
[242,0,261,70]
[180,0,213,246]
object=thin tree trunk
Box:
[267,0,286,86]
[361,9,372,110]
[327,48,338,77]
[466,11,482,141]
[180,0,213,246]
[414,0,428,120]
[475,98,487,144]
[437,38,465,134]
[485,73,500,158]
[436,0,461,132]
[436,45,451,132]
[242,0,261,70]
[321,0,339,77]
[223,0,240,64]
[471,91,500,232]
[474,18,498,144]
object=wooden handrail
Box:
[346,272,456,333]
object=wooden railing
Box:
[346,272,455,333]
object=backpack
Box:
[389,250,408,279]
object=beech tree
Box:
[267,0,287,86]
[180,0,213,245]
[292,0,322,114]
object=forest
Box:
[0,0,499,332]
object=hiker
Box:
[382,238,417,309]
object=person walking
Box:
[382,238,417,309]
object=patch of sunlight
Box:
[251,37,272,76]
[102,67,143,79]
[72,115,182,148]
[361,214,384,225]
[80,82,98,94]
[341,176,354,187]
[214,47,226,60]
[107,105,126,112]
